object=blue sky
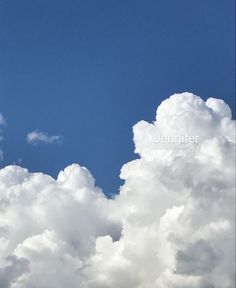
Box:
[0,0,235,195]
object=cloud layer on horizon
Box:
[0,93,235,288]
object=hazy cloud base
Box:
[0,93,235,288]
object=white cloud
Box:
[0,93,235,288]
[26,130,63,145]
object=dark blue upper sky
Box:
[0,0,235,195]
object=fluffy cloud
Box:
[26,130,63,145]
[0,93,235,288]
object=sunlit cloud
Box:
[0,93,235,288]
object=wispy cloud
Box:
[0,113,6,140]
[0,113,6,160]
[26,130,63,145]
[0,113,5,125]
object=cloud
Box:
[175,240,219,276]
[0,113,5,126]
[26,130,63,145]
[0,93,235,288]
[0,112,6,160]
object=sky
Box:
[0,0,235,195]
[0,1,235,286]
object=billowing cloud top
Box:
[0,93,235,288]
[26,130,63,145]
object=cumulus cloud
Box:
[0,93,235,288]
[26,130,63,145]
